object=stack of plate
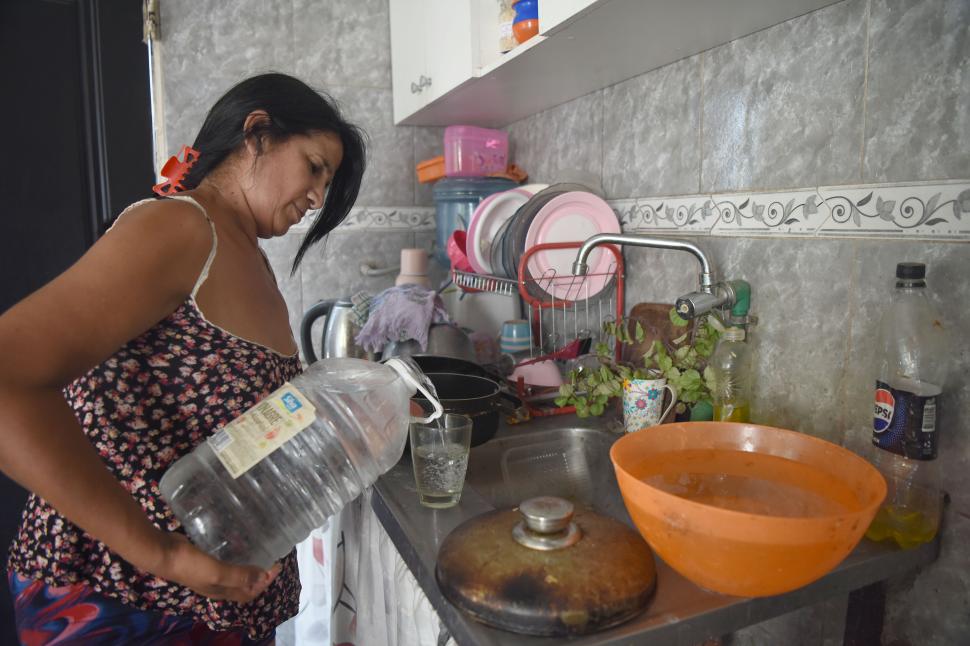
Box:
[464,183,621,301]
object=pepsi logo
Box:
[874,388,894,433]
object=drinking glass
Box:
[410,413,473,508]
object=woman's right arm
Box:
[0,200,278,603]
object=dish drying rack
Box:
[452,241,624,417]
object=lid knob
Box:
[512,496,582,550]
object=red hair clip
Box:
[152,145,200,196]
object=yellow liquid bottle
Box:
[865,505,938,549]
[866,262,946,550]
[711,327,751,424]
[865,450,941,549]
[714,401,751,423]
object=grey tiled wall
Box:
[160,0,438,209]
[158,0,444,356]
[159,0,968,643]
[508,1,969,643]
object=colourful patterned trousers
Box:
[7,571,274,645]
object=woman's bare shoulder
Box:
[106,198,213,246]
[0,199,217,386]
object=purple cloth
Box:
[354,284,451,353]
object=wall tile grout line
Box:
[597,86,600,195]
[836,239,860,443]
[859,0,872,183]
[698,51,705,196]
[411,128,418,206]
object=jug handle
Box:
[299,299,337,364]
[384,357,444,424]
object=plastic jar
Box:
[443,125,509,177]
[513,0,539,44]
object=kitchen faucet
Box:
[571,233,749,322]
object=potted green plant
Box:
[555,308,721,420]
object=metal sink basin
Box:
[463,425,633,526]
[372,415,940,646]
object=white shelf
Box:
[394,0,842,128]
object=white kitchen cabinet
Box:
[388,0,427,121]
[389,0,478,124]
[390,0,842,127]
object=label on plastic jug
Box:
[208,382,316,478]
[873,380,940,460]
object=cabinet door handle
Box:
[419,75,432,88]
[411,81,423,94]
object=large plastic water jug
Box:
[432,177,517,266]
[159,357,441,569]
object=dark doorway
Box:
[0,0,154,639]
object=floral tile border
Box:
[815,182,970,238]
[610,196,718,233]
[334,206,436,230]
[709,189,831,236]
[607,180,969,240]
[317,182,970,240]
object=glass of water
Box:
[410,413,472,508]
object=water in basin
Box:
[635,448,861,518]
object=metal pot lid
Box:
[435,497,656,637]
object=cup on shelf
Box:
[500,319,531,354]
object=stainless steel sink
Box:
[463,425,633,526]
[372,415,940,646]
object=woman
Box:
[0,73,366,643]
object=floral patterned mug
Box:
[622,378,678,433]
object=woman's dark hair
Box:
[182,73,366,271]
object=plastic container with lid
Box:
[865,261,948,549]
[710,326,752,423]
[415,155,445,184]
[432,176,517,266]
[444,125,509,177]
[159,357,442,569]
[396,248,431,288]
[512,0,539,44]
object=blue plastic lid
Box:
[514,0,538,21]
[432,177,517,201]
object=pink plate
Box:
[466,188,533,275]
[523,192,621,300]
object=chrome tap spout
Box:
[571,233,715,292]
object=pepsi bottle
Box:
[866,262,947,549]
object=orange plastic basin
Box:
[610,422,886,597]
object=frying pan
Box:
[413,372,502,447]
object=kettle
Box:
[300,299,376,364]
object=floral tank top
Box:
[6,196,303,639]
